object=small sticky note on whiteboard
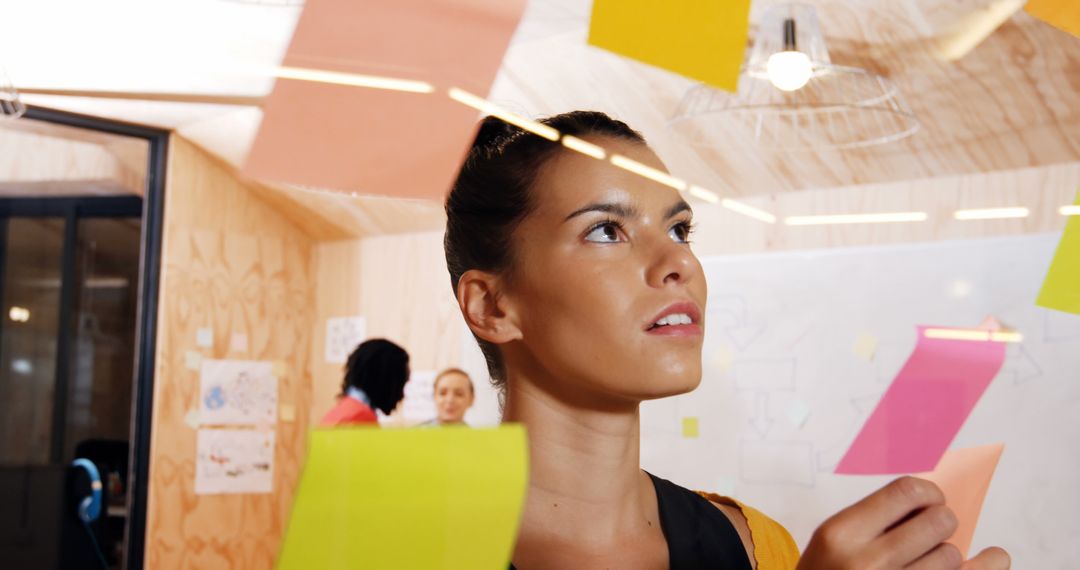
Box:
[853,333,879,362]
[785,399,811,428]
[196,327,214,348]
[711,346,735,371]
[185,351,203,371]
[682,417,700,438]
[272,361,287,378]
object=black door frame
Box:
[0,195,143,464]
[16,106,169,570]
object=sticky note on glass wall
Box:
[1036,190,1080,315]
[278,425,528,570]
[588,0,751,92]
[915,444,1004,558]
[244,0,527,200]
[1025,0,1080,37]
[835,325,1006,474]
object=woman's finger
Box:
[961,547,1010,570]
[828,477,947,544]
[871,504,957,567]
[904,542,963,570]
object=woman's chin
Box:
[632,370,702,400]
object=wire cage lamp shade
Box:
[1,69,25,119]
[670,3,919,151]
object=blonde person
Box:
[429,368,475,425]
[443,112,1009,569]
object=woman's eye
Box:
[584,222,623,243]
[669,222,693,244]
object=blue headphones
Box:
[71,458,103,523]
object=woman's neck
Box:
[502,378,656,543]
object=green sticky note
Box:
[278,425,528,570]
[587,0,751,92]
[1037,190,1080,315]
[682,417,700,438]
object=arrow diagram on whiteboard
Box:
[748,392,773,437]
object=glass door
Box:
[0,197,142,569]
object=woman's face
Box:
[434,372,474,423]
[502,135,707,404]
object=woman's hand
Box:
[796,477,1010,569]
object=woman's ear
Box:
[456,269,523,345]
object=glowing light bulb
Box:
[766,50,813,92]
[8,306,29,322]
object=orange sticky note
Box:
[588,0,751,92]
[915,444,1004,558]
[245,0,528,199]
[1026,0,1080,37]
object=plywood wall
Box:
[308,240,363,423]
[145,136,317,569]
[308,233,486,426]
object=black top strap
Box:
[509,472,752,569]
[648,472,753,570]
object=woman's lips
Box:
[645,301,703,336]
[646,323,702,336]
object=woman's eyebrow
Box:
[665,200,692,220]
[563,201,639,222]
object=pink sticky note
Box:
[244,0,527,200]
[915,444,1005,558]
[836,326,1006,474]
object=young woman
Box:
[444,112,1010,569]
[432,368,476,425]
[320,338,410,426]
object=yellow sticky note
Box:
[915,444,1004,558]
[272,361,287,377]
[711,346,735,372]
[588,0,751,92]
[1026,0,1080,37]
[1037,190,1080,315]
[278,426,528,570]
[280,404,296,423]
[854,333,879,362]
[682,417,699,438]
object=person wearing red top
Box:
[320,338,411,427]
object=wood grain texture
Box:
[358,232,464,373]
[308,240,363,424]
[492,0,1080,198]
[0,122,147,194]
[145,136,316,569]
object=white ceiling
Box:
[4,0,1078,212]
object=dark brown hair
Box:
[341,338,410,414]
[444,111,645,390]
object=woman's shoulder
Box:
[696,490,801,570]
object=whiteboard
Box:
[641,233,1080,568]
